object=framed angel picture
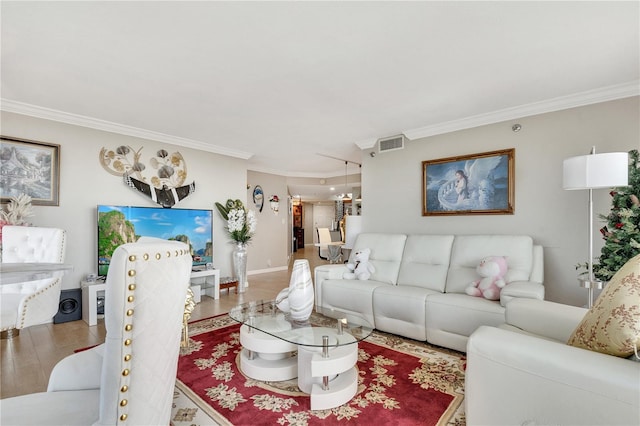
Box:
[422,148,514,216]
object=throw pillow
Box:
[567,253,640,357]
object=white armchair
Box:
[1,226,67,338]
[0,238,193,425]
[466,298,640,425]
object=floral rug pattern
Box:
[171,314,466,426]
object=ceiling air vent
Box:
[377,135,405,153]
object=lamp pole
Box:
[564,146,628,309]
[581,147,604,308]
[585,186,601,308]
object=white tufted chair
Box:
[1,226,67,338]
[0,237,192,425]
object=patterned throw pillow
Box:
[567,254,640,357]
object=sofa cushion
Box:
[445,235,534,294]
[426,293,506,352]
[373,285,440,340]
[397,235,454,292]
[351,233,407,285]
[567,254,640,357]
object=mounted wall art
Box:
[99,145,195,208]
[253,185,264,212]
[0,136,60,206]
[422,148,515,216]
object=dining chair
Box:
[1,226,67,338]
[317,227,332,259]
[0,237,193,425]
[327,244,343,264]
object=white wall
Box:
[246,170,289,274]
[3,97,638,306]
[1,111,249,289]
[362,97,639,306]
[301,202,314,246]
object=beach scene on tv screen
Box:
[98,205,213,276]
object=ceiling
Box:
[2,2,638,201]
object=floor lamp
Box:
[563,147,629,308]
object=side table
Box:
[81,269,220,326]
[81,280,105,326]
[190,269,220,299]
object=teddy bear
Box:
[465,256,508,301]
[343,248,375,280]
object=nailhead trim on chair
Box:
[118,253,138,423]
[16,280,61,329]
[117,246,189,424]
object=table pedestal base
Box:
[1,328,19,339]
[240,349,298,381]
[297,344,359,410]
[237,319,361,410]
[239,323,298,381]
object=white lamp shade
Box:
[563,152,629,190]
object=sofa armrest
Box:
[314,264,349,307]
[499,280,544,306]
[47,344,104,392]
[505,298,587,342]
[315,264,348,280]
[466,326,640,426]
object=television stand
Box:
[190,269,220,299]
[81,269,221,326]
[81,280,105,326]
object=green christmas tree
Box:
[592,149,640,280]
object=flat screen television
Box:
[97,205,213,277]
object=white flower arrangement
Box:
[215,199,257,244]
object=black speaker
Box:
[53,289,82,324]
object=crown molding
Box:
[247,164,348,179]
[354,137,378,151]
[403,81,640,141]
[0,99,254,160]
[3,80,638,157]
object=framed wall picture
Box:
[293,204,302,228]
[422,148,514,216]
[0,136,61,206]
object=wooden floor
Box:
[1,246,329,399]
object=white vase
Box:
[287,259,314,321]
[275,287,290,312]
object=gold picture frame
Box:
[422,148,514,216]
[1,136,61,206]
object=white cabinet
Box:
[81,269,220,326]
[81,281,105,326]
[190,268,220,299]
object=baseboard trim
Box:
[247,266,288,276]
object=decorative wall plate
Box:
[253,185,264,212]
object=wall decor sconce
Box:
[269,195,280,214]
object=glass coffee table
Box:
[229,300,373,410]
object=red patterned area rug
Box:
[171,314,466,426]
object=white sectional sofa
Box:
[466,299,640,425]
[314,233,544,352]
